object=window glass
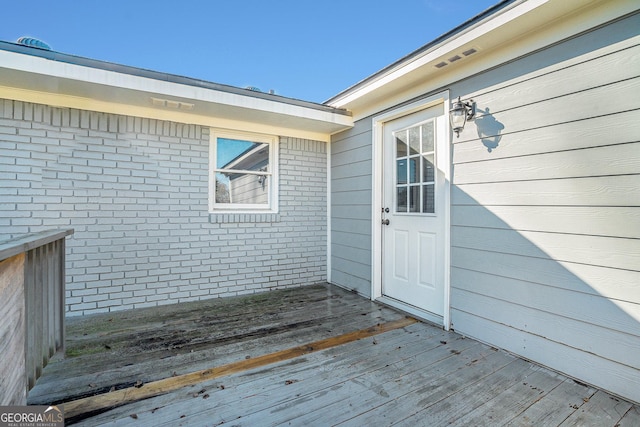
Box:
[409,127,420,155]
[397,159,407,185]
[422,155,435,183]
[211,132,277,211]
[409,158,419,184]
[393,119,436,214]
[396,132,408,157]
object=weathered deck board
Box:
[28,283,639,426]
[79,322,438,426]
[439,368,567,426]
[617,405,640,427]
[269,338,492,426]
[341,355,527,427]
[223,330,484,426]
[64,317,417,419]
[559,390,634,426]
[30,284,404,405]
[504,379,598,426]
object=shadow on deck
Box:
[29,283,639,426]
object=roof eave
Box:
[0,41,353,141]
[324,0,517,107]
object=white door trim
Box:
[371,90,451,330]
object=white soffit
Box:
[0,49,353,141]
[326,0,630,117]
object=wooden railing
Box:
[0,229,73,405]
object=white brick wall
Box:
[0,100,327,315]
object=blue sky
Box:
[1,0,499,103]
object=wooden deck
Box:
[30,283,639,426]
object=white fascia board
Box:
[327,0,548,109]
[0,50,353,139]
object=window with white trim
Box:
[209,129,278,212]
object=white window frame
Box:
[209,128,279,213]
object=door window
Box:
[394,121,435,214]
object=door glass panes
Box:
[409,158,419,183]
[422,155,434,183]
[394,120,436,214]
[409,127,420,155]
[423,185,435,213]
[397,187,407,212]
[421,123,434,152]
[397,159,407,184]
[409,186,420,213]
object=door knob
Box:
[382,219,390,226]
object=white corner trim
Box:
[327,138,332,284]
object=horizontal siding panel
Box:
[455,77,640,141]
[330,122,372,148]
[454,142,640,184]
[452,175,640,206]
[451,309,640,404]
[451,267,640,335]
[331,218,371,236]
[331,255,371,282]
[464,42,640,119]
[331,175,372,193]
[452,226,639,271]
[453,109,639,164]
[451,205,640,239]
[331,242,370,265]
[332,205,371,221]
[452,288,640,369]
[331,190,371,206]
[456,12,640,111]
[332,160,371,180]
[451,247,640,303]
[331,230,370,251]
[331,144,372,167]
[330,270,371,296]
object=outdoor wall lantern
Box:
[449,96,476,137]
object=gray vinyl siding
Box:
[329,10,640,403]
[330,121,373,296]
[0,101,328,316]
[449,12,640,403]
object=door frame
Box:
[371,91,452,330]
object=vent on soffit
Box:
[150,97,195,110]
[434,47,479,69]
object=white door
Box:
[382,106,447,317]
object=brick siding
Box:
[0,99,327,315]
